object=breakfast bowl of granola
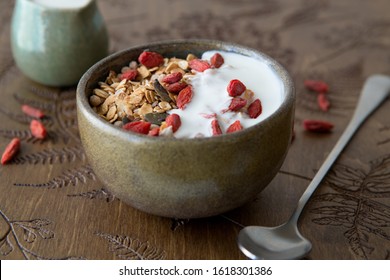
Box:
[76,39,294,218]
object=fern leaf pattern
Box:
[310,154,390,259]
[13,93,55,112]
[12,146,85,165]
[0,210,85,259]
[96,232,166,260]
[14,165,96,188]
[12,219,54,243]
[67,188,115,203]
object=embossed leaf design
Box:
[67,188,115,203]
[13,219,54,243]
[310,154,390,259]
[14,165,95,188]
[13,146,85,165]
[326,154,390,197]
[96,232,166,260]
[0,235,14,256]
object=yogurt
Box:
[31,0,91,9]
[169,50,283,138]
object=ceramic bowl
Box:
[76,39,295,219]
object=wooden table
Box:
[1,0,390,260]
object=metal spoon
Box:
[238,74,390,260]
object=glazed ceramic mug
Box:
[11,0,109,87]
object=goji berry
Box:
[123,121,151,135]
[210,53,224,68]
[162,72,182,84]
[200,113,217,119]
[176,86,193,109]
[228,97,247,112]
[167,82,188,94]
[304,80,329,93]
[227,79,246,97]
[317,93,330,112]
[248,99,262,118]
[211,119,222,136]
[148,127,160,137]
[1,138,20,165]
[138,51,164,68]
[303,119,334,133]
[165,113,181,133]
[189,59,211,72]
[226,120,243,133]
[30,120,47,139]
[21,105,45,119]
[120,69,138,81]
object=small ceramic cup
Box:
[77,39,295,219]
[11,0,109,87]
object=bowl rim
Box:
[77,39,295,144]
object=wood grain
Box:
[1,0,390,260]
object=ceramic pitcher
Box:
[11,0,109,87]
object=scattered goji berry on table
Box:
[123,121,151,135]
[317,93,330,112]
[189,59,211,72]
[162,72,182,84]
[1,138,20,165]
[211,119,222,135]
[165,113,181,133]
[227,120,243,133]
[21,105,45,119]
[227,79,246,97]
[210,53,224,68]
[176,86,193,109]
[303,119,334,133]
[248,99,262,118]
[228,97,247,112]
[120,69,138,81]
[138,51,164,68]
[304,80,329,93]
[167,82,188,94]
[30,120,47,139]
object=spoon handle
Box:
[290,74,390,223]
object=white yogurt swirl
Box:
[168,50,283,138]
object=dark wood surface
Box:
[1,0,390,260]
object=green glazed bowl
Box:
[77,39,295,218]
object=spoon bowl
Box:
[238,74,390,259]
[238,223,311,260]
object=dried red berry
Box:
[228,97,247,112]
[167,82,188,94]
[148,127,160,137]
[165,113,181,133]
[304,80,329,93]
[248,99,262,118]
[317,93,330,112]
[303,119,334,133]
[176,86,193,109]
[189,59,211,72]
[226,120,243,133]
[123,121,151,135]
[120,69,138,81]
[30,120,47,139]
[162,72,182,84]
[211,119,222,136]
[138,51,164,68]
[210,53,224,68]
[227,79,246,97]
[200,113,217,119]
[21,105,45,119]
[1,138,20,165]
